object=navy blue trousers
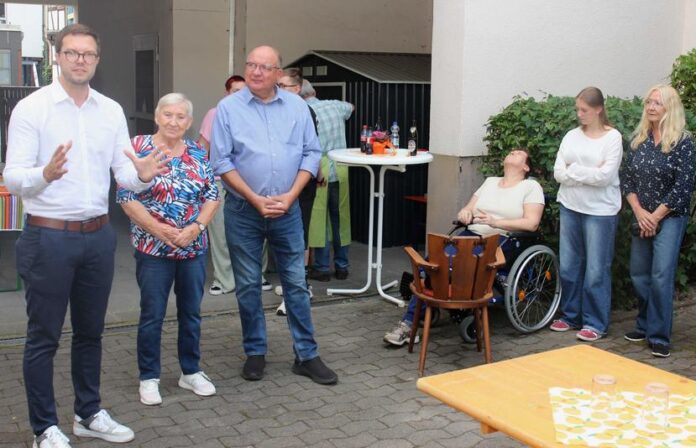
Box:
[16,223,116,435]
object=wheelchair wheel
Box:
[504,245,561,333]
[458,314,476,344]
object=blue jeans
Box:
[17,223,116,435]
[314,182,349,273]
[135,251,206,380]
[225,194,318,361]
[558,205,618,334]
[630,216,687,347]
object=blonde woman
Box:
[621,84,695,358]
[550,87,622,342]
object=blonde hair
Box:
[630,84,687,153]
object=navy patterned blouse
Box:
[621,133,695,216]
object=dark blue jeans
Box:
[630,216,688,346]
[314,181,349,273]
[225,194,318,361]
[558,205,618,334]
[135,251,206,380]
[16,223,116,435]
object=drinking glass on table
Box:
[641,382,669,430]
[591,374,617,411]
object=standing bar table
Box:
[327,148,433,306]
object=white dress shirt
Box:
[3,80,149,220]
[554,127,623,216]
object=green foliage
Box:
[672,48,696,115]
[483,94,695,310]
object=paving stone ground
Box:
[1,294,695,448]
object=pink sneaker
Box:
[576,329,601,342]
[549,320,571,332]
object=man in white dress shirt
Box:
[4,24,166,448]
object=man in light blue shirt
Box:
[210,45,337,385]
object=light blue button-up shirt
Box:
[210,86,321,198]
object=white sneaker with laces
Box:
[178,371,216,396]
[139,378,162,406]
[73,409,134,443]
[33,425,71,448]
[276,300,286,316]
[383,321,420,346]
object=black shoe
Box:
[650,343,670,358]
[624,331,646,342]
[308,270,331,282]
[242,355,265,381]
[334,269,349,280]
[292,356,338,385]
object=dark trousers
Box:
[16,223,116,435]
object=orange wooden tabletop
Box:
[416,345,696,448]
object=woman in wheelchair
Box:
[550,87,622,342]
[384,148,544,347]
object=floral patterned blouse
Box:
[117,135,219,259]
[621,132,695,217]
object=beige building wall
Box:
[683,0,696,52]
[428,0,692,233]
[244,0,433,65]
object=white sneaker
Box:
[139,378,162,406]
[383,321,420,346]
[262,277,272,291]
[178,371,216,396]
[73,409,134,443]
[274,285,283,296]
[33,425,71,448]
[276,300,286,316]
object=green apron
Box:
[308,156,351,248]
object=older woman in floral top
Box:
[621,84,695,358]
[117,93,220,405]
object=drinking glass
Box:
[591,374,616,411]
[641,382,669,430]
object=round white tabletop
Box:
[329,148,433,166]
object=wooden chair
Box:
[404,232,505,376]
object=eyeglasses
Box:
[277,83,299,89]
[60,50,99,64]
[245,62,279,73]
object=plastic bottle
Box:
[408,120,418,156]
[360,125,368,153]
[390,121,400,149]
[366,126,373,155]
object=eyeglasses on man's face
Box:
[245,61,279,73]
[60,50,99,64]
[277,82,299,89]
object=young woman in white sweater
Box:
[550,87,622,341]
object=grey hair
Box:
[300,79,316,99]
[155,93,193,118]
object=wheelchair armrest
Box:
[506,231,542,240]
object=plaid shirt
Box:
[306,97,353,182]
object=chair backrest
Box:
[427,232,500,302]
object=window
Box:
[0,50,11,85]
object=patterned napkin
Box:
[549,387,696,447]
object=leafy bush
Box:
[672,48,696,115]
[483,94,696,309]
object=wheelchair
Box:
[402,221,561,342]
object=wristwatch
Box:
[194,220,206,232]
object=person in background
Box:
[198,75,245,297]
[118,93,220,406]
[550,87,622,342]
[621,84,695,358]
[384,149,544,346]
[303,80,355,283]
[210,45,337,385]
[274,67,319,315]
[4,23,166,447]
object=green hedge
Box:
[482,95,696,309]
